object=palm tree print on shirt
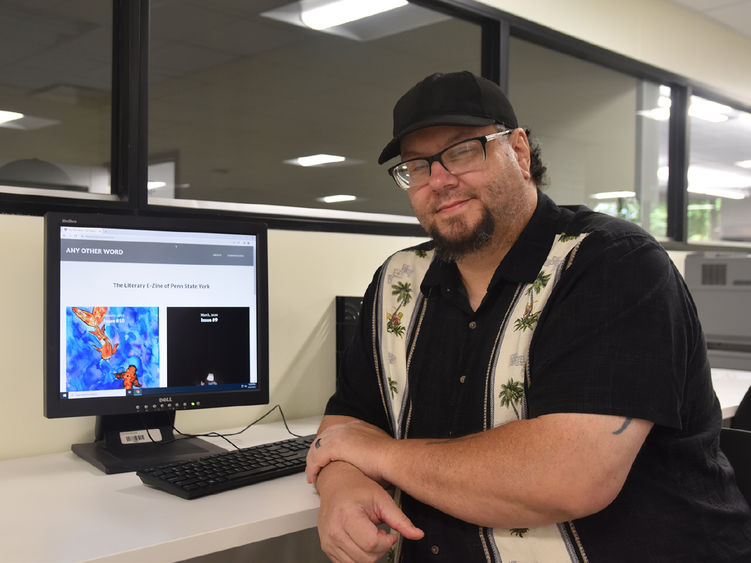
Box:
[387,281,413,337]
[499,378,524,420]
[388,377,398,398]
[514,270,551,332]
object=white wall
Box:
[0,213,425,460]
[481,0,751,107]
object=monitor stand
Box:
[72,411,226,474]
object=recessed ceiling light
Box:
[688,186,747,200]
[285,154,346,167]
[657,165,751,199]
[736,160,751,169]
[317,194,357,204]
[301,0,407,30]
[261,1,447,42]
[637,108,670,121]
[689,96,733,123]
[639,93,738,123]
[147,181,167,190]
[591,191,636,199]
[0,110,24,125]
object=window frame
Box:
[0,0,749,248]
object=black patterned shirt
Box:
[326,191,751,562]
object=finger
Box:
[345,518,398,560]
[323,526,387,563]
[305,438,327,483]
[305,450,326,483]
[378,501,424,540]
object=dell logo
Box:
[159,397,173,403]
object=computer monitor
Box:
[44,211,269,474]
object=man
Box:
[306,71,751,562]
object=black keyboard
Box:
[137,434,315,499]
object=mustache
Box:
[430,192,475,212]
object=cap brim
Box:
[378,114,496,164]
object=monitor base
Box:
[72,436,226,474]
[72,412,226,473]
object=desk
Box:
[0,417,321,563]
[1,372,749,563]
[712,368,751,420]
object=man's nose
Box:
[427,159,457,189]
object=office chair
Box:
[731,386,751,432]
[720,427,751,505]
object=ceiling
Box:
[670,0,751,40]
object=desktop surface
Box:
[712,368,751,419]
[2,369,748,562]
[0,417,321,563]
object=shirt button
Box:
[468,320,477,330]
[431,545,440,555]
[459,375,466,384]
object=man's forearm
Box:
[376,422,577,528]
[310,414,651,529]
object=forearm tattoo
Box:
[612,417,633,435]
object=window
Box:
[147,0,481,218]
[0,2,112,199]
[686,95,751,243]
[0,0,747,248]
[507,38,669,238]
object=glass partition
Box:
[686,95,751,243]
[508,38,669,238]
[148,0,481,217]
[0,2,112,198]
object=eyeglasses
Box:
[388,129,512,191]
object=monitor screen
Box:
[44,212,269,472]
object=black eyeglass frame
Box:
[387,128,513,191]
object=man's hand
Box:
[306,419,393,484]
[316,461,424,563]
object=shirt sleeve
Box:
[324,267,393,433]
[527,231,707,430]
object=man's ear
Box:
[509,128,531,180]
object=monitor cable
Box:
[137,403,306,450]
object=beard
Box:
[429,205,496,262]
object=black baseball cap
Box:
[378,71,518,164]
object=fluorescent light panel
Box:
[591,191,636,199]
[290,154,346,167]
[300,0,408,30]
[318,194,357,203]
[657,165,750,199]
[688,186,746,200]
[689,97,732,123]
[639,91,735,123]
[0,110,24,125]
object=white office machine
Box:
[685,253,751,370]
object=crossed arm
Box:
[308,412,651,561]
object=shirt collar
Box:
[422,191,565,293]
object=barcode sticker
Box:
[120,429,162,444]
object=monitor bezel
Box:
[43,211,270,419]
